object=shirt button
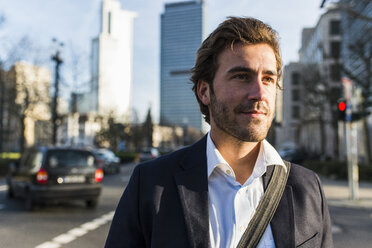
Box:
[226,169,231,175]
[240,225,245,232]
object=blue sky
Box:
[0,0,325,122]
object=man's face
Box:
[200,43,278,142]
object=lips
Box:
[242,110,266,115]
[234,101,269,116]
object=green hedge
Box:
[0,153,20,177]
[115,151,139,163]
[302,160,372,181]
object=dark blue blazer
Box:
[105,136,333,248]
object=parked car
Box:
[92,148,120,174]
[6,147,103,210]
[139,148,159,162]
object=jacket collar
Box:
[174,135,210,248]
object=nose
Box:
[248,76,266,101]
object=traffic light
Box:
[338,99,346,121]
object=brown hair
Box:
[190,17,282,123]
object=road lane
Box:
[35,211,115,248]
[0,163,136,248]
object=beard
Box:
[209,92,274,142]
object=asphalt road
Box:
[0,162,371,248]
[0,163,135,248]
[330,206,372,248]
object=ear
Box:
[197,80,210,106]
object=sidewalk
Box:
[321,177,372,209]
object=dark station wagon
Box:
[6,147,104,210]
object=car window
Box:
[46,150,95,168]
[105,150,115,158]
[20,150,43,172]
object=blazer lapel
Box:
[174,136,209,248]
[263,165,295,248]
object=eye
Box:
[262,76,276,85]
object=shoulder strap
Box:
[237,161,291,248]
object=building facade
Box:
[160,0,205,131]
[340,0,372,161]
[4,62,51,151]
[89,0,136,123]
[275,62,302,149]
[277,8,343,159]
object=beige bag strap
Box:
[236,161,291,248]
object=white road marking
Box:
[0,185,8,191]
[67,228,87,237]
[53,234,75,244]
[332,224,342,234]
[34,211,115,248]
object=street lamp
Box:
[51,38,64,145]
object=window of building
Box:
[330,64,341,81]
[291,72,300,85]
[330,20,341,35]
[292,89,300,102]
[330,41,340,59]
[292,106,300,119]
[108,12,111,34]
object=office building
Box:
[90,0,136,123]
[160,0,205,131]
[276,8,343,159]
[5,62,51,150]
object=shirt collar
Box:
[206,132,286,179]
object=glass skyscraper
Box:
[160,0,204,130]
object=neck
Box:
[210,129,261,185]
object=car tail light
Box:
[36,168,48,184]
[95,168,104,183]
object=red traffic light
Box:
[338,101,346,111]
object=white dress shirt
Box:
[207,133,286,248]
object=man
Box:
[105,17,333,248]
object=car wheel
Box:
[86,198,98,208]
[25,192,34,211]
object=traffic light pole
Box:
[344,82,359,201]
[345,122,359,200]
[51,39,63,146]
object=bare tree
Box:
[300,63,343,158]
[7,62,50,152]
[0,36,41,152]
[320,0,372,161]
[142,108,153,148]
[341,34,372,161]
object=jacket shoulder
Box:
[136,135,207,173]
[286,162,325,199]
